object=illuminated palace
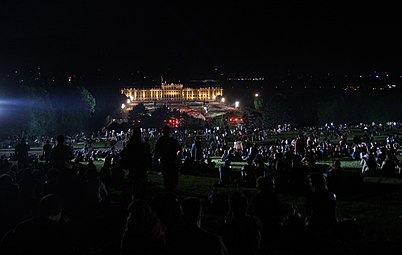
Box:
[121,81,224,103]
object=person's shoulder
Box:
[13,217,38,233]
[197,227,223,242]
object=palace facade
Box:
[121,82,223,103]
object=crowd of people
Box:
[0,123,401,254]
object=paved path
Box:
[0,140,125,158]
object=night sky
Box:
[1,1,401,77]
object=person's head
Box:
[228,191,248,217]
[39,193,63,222]
[333,159,341,169]
[162,125,171,136]
[56,135,65,145]
[127,199,157,227]
[181,197,202,227]
[131,127,142,140]
[256,176,275,192]
[310,173,328,192]
[0,174,13,187]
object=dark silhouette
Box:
[151,192,183,230]
[191,136,203,162]
[325,159,344,194]
[120,127,150,199]
[154,126,182,192]
[166,197,228,255]
[120,199,166,255]
[0,174,21,239]
[221,191,263,255]
[0,193,73,255]
[14,137,30,170]
[247,176,284,253]
[50,135,74,171]
[305,173,338,233]
[380,151,396,177]
[42,140,52,164]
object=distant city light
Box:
[221,97,225,103]
[121,104,126,109]
[255,93,259,97]
[235,101,239,108]
[127,99,131,103]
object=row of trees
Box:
[244,89,402,128]
[0,77,97,138]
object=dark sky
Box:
[1,1,401,77]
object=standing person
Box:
[14,137,30,170]
[191,136,203,162]
[154,126,182,193]
[120,127,150,199]
[49,135,74,171]
[42,140,53,164]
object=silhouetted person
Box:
[361,150,377,175]
[151,192,183,230]
[305,173,338,233]
[221,191,263,255]
[0,174,21,239]
[14,137,30,170]
[166,197,228,255]
[154,126,182,192]
[80,164,109,211]
[248,176,284,253]
[325,159,344,194]
[50,135,74,171]
[380,151,396,177]
[120,199,166,255]
[120,127,150,199]
[241,158,256,187]
[99,155,113,192]
[191,136,203,161]
[42,140,52,164]
[0,193,73,255]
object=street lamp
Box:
[235,101,240,108]
[121,103,126,109]
[255,93,259,97]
